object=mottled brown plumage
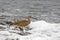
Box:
[11,16,31,32]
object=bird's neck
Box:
[27,18,31,23]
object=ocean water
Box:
[0,0,60,23]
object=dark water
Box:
[0,0,60,23]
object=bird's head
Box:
[27,16,32,21]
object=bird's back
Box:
[17,20,30,27]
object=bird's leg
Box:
[21,27,26,34]
[19,27,25,34]
[23,27,26,33]
[19,27,23,31]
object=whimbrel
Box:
[11,16,32,33]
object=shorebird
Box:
[11,16,32,33]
